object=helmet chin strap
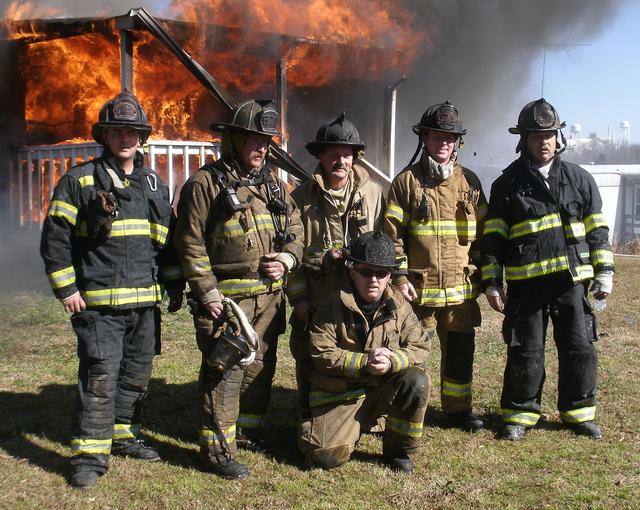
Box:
[518,129,568,159]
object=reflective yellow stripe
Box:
[213,214,275,238]
[237,413,266,429]
[483,218,509,238]
[70,438,112,455]
[505,256,569,281]
[508,213,562,240]
[389,350,410,372]
[161,265,182,281]
[112,423,139,440]
[48,200,78,225]
[590,249,614,266]
[572,264,594,282]
[414,283,480,306]
[81,284,162,307]
[109,219,151,237]
[385,202,409,226]
[399,257,408,271]
[481,263,502,282]
[501,409,539,426]
[149,222,169,244]
[309,388,366,408]
[343,351,367,378]
[78,175,94,187]
[199,424,236,445]
[564,221,586,240]
[442,378,472,398]
[584,213,607,234]
[476,203,488,221]
[183,257,212,278]
[217,277,282,297]
[48,265,76,289]
[408,219,476,237]
[286,272,307,300]
[386,416,424,438]
[560,406,596,424]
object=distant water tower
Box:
[570,124,582,140]
[620,121,631,145]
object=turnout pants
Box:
[195,291,284,465]
[298,367,429,469]
[413,299,481,414]
[70,306,159,474]
[501,274,598,427]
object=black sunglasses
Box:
[353,267,391,279]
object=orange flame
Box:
[4,0,433,145]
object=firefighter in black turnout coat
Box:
[40,91,184,488]
[481,99,614,441]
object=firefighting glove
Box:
[87,190,118,239]
[591,270,613,295]
[321,248,345,275]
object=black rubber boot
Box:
[111,439,160,461]
[567,421,602,439]
[447,411,485,432]
[236,431,270,453]
[382,446,415,474]
[70,470,99,489]
[501,424,527,441]
[205,458,250,480]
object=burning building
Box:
[1,1,428,228]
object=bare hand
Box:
[293,300,311,323]
[367,347,392,375]
[486,287,506,314]
[62,291,86,313]
[260,256,286,281]
[398,282,417,302]
[204,300,224,319]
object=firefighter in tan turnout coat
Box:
[173,100,303,479]
[298,231,429,473]
[384,101,487,432]
[287,113,385,419]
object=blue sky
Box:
[524,0,640,143]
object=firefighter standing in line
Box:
[383,101,487,432]
[173,100,303,479]
[287,113,385,421]
[298,231,429,473]
[481,98,614,440]
[40,90,184,489]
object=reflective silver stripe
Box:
[161,265,182,281]
[343,351,366,377]
[213,214,275,238]
[48,265,76,289]
[508,213,562,239]
[237,413,266,429]
[309,388,366,408]
[386,416,424,438]
[48,200,78,225]
[408,219,476,237]
[560,406,596,424]
[183,257,212,277]
[81,284,162,307]
[481,263,502,282]
[385,203,409,226]
[217,278,283,297]
[505,256,569,281]
[199,424,236,445]
[572,264,594,282]
[584,213,607,233]
[286,272,307,299]
[70,438,112,455]
[564,221,586,240]
[414,283,480,306]
[483,218,509,238]
[590,249,614,266]
[149,222,169,244]
[112,423,140,440]
[109,219,151,237]
[501,409,539,426]
[442,378,471,397]
[389,350,410,372]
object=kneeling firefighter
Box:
[174,99,303,479]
